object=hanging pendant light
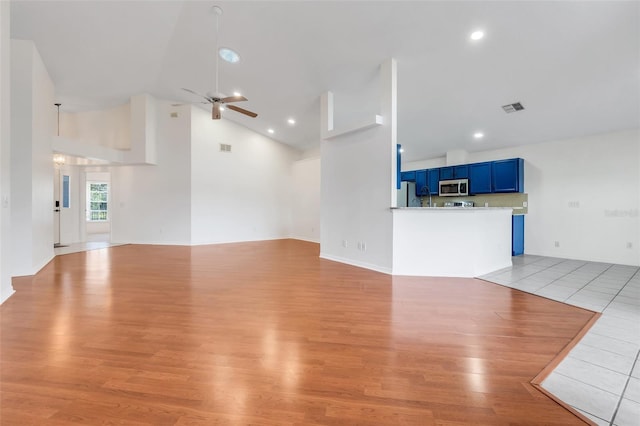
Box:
[54,103,61,136]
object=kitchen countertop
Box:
[391,206,514,210]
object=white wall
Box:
[60,103,131,150]
[320,60,396,273]
[10,39,54,277]
[291,156,320,242]
[0,0,13,303]
[405,129,640,266]
[110,100,191,245]
[190,107,298,244]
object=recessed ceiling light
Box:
[287,118,296,125]
[473,132,484,139]
[233,91,241,97]
[219,47,240,63]
[267,128,274,134]
[470,30,484,41]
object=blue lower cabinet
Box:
[512,215,524,256]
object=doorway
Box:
[85,172,111,243]
[53,159,70,248]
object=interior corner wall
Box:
[291,155,320,242]
[109,100,191,245]
[320,60,396,273]
[0,0,13,303]
[10,39,54,277]
[190,107,298,244]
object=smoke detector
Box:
[502,102,525,113]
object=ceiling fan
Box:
[181,88,257,120]
[181,6,257,120]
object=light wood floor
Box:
[1,240,595,425]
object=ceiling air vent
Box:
[219,143,232,153]
[502,102,525,113]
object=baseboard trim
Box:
[289,236,320,244]
[319,252,392,275]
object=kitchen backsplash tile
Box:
[420,193,528,214]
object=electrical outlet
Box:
[627,242,633,249]
[357,242,362,250]
[568,201,580,208]
[554,241,560,248]
[342,240,348,248]
[362,242,367,252]
[523,201,528,208]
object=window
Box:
[87,182,108,221]
[62,175,70,208]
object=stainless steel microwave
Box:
[439,179,469,197]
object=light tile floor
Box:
[54,233,125,256]
[481,255,640,426]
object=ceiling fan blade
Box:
[212,103,221,120]
[182,88,210,102]
[221,95,248,104]
[226,104,258,118]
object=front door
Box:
[53,167,61,245]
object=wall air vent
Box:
[502,102,525,113]
[219,143,232,153]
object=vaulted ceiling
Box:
[10,1,640,161]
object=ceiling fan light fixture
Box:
[219,47,240,63]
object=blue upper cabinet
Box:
[439,167,453,180]
[453,165,469,179]
[469,162,492,194]
[415,170,429,196]
[492,158,524,193]
[427,169,439,195]
[401,171,416,182]
[412,169,438,196]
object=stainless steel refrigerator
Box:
[397,181,422,207]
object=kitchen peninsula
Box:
[391,207,513,277]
